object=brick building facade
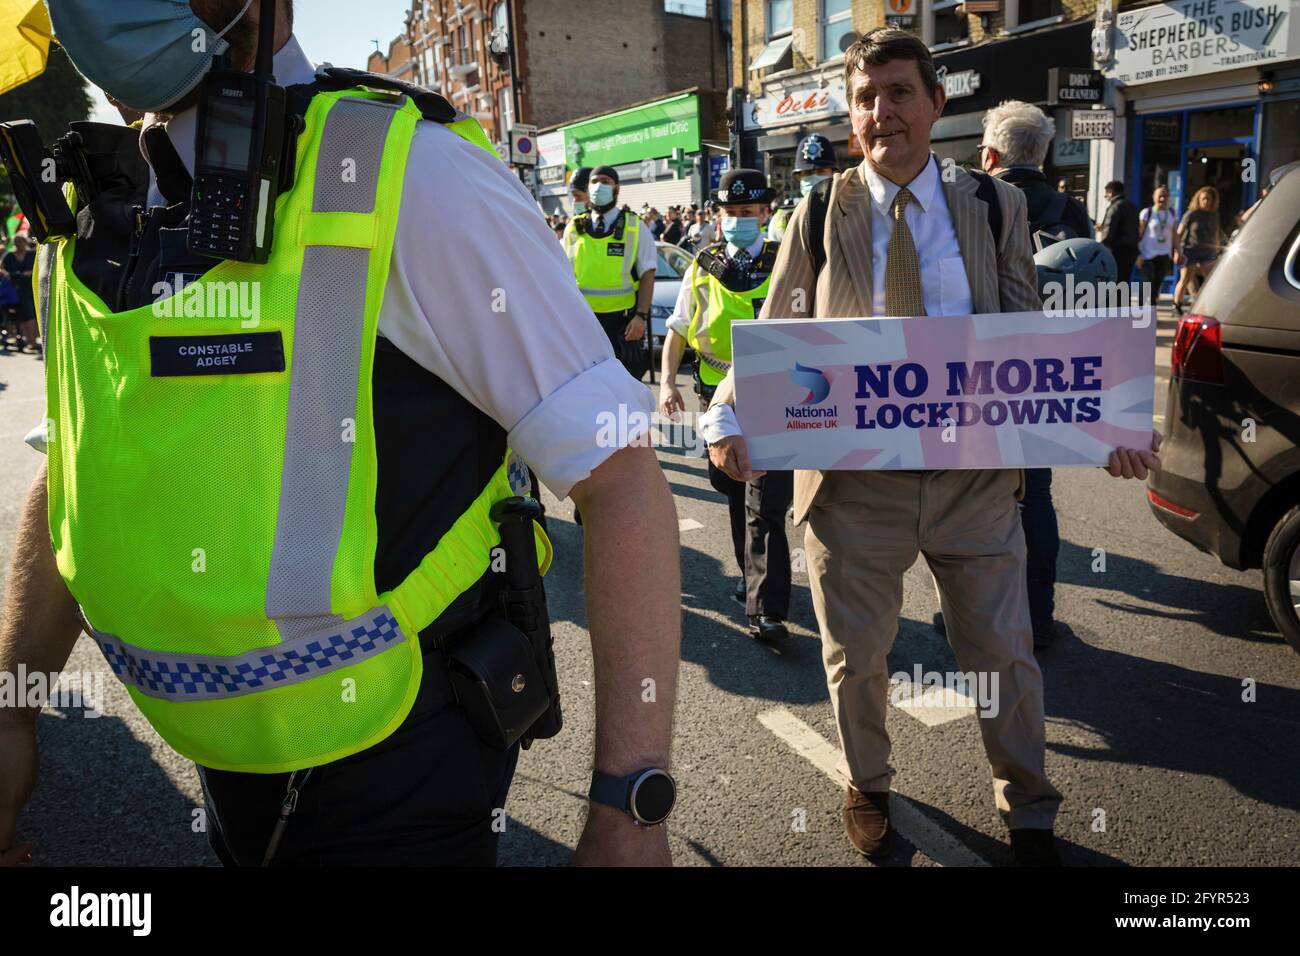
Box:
[368,1,730,153]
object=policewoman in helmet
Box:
[0,0,682,867]
[659,169,793,642]
[770,134,839,242]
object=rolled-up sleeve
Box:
[378,122,652,500]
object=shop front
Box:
[929,19,1099,194]
[559,92,706,214]
[1101,0,1300,233]
[740,72,852,202]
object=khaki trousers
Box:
[805,468,1062,830]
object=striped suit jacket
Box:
[710,160,1043,524]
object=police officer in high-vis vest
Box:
[659,169,792,642]
[769,134,839,243]
[562,165,657,379]
[0,0,681,868]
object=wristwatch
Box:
[589,768,677,826]
[634,310,649,320]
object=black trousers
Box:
[595,308,646,380]
[198,654,519,866]
[698,379,793,619]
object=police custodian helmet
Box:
[794,134,838,173]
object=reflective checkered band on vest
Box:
[698,351,731,373]
[92,606,407,702]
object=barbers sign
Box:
[1106,0,1291,85]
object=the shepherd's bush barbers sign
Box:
[1106,0,1291,85]
[731,310,1155,471]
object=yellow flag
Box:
[0,0,54,96]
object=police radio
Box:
[188,0,294,263]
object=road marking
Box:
[678,518,704,532]
[889,677,976,727]
[756,706,990,867]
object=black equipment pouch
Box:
[445,614,551,751]
[446,495,562,750]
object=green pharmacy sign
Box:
[563,93,700,170]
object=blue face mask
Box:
[46,0,253,113]
[800,174,830,197]
[588,182,615,209]
[572,199,587,213]
[722,215,761,248]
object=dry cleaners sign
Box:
[1107,0,1291,85]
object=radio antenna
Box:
[255,0,277,78]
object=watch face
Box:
[631,770,676,825]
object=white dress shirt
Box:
[590,205,660,279]
[30,36,653,499]
[862,153,973,318]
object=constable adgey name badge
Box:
[149,333,286,376]
[606,242,625,257]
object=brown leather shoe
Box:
[843,787,891,858]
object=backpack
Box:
[804,169,1003,276]
[1029,191,1082,252]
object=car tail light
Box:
[1147,489,1198,519]
[1170,314,1223,384]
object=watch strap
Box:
[589,770,633,814]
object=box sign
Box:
[731,310,1155,471]
[937,66,982,99]
[744,79,848,131]
[1071,108,1115,139]
[1106,0,1292,86]
[562,94,699,170]
[1048,68,1104,104]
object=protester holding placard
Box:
[698,27,1160,867]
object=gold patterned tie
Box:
[884,187,926,317]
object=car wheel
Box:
[1262,504,1300,654]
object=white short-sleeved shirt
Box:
[28,36,653,499]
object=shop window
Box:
[1138,114,1182,213]
[1017,0,1064,26]
[752,0,795,72]
[931,1,969,48]
[1261,100,1300,184]
[1187,106,1255,143]
[822,0,855,60]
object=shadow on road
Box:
[1037,623,1300,814]
[21,707,213,866]
[1057,538,1279,644]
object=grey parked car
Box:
[649,242,695,364]
[1146,162,1300,653]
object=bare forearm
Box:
[660,330,687,383]
[0,464,83,726]
[635,274,655,316]
[570,445,680,775]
